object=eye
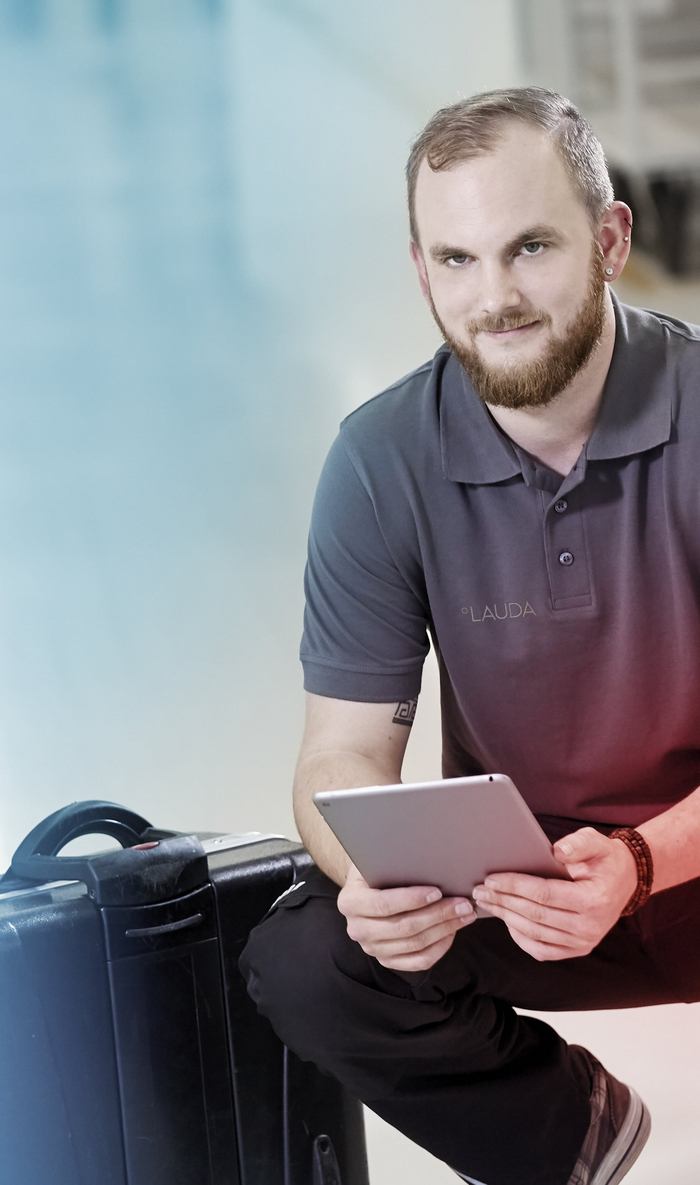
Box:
[444,253,469,267]
[520,241,546,256]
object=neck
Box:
[485,295,616,477]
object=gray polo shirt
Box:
[301,293,700,825]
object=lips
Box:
[483,320,540,337]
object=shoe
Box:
[450,1047,650,1185]
[567,1046,651,1185]
[451,1048,650,1185]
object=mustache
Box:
[467,311,552,334]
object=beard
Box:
[429,246,608,410]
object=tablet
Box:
[313,774,570,912]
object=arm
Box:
[636,783,700,892]
[472,786,700,962]
[293,692,413,886]
[293,691,476,968]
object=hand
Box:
[337,863,476,972]
[471,827,639,962]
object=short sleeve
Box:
[300,433,430,701]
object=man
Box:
[240,88,700,1185]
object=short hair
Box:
[406,86,614,243]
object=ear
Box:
[409,239,433,308]
[596,200,633,282]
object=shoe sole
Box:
[590,1086,651,1185]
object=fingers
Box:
[475,892,582,950]
[474,871,582,910]
[473,885,579,932]
[339,865,473,929]
[349,906,474,957]
[375,931,462,973]
[340,866,448,919]
[338,865,476,971]
[473,880,604,960]
[345,895,475,946]
[504,929,580,963]
[473,888,594,961]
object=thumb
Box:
[553,826,607,867]
[343,862,368,889]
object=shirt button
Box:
[554,499,568,513]
[559,551,574,566]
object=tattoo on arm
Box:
[392,699,417,727]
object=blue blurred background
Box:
[2,3,700,1180]
[0,0,523,858]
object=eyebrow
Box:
[428,224,565,261]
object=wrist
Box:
[611,838,638,902]
[610,828,655,915]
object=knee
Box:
[239,892,355,1051]
[239,890,488,1102]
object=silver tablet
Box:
[313,774,570,911]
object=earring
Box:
[623,236,629,242]
[605,267,614,275]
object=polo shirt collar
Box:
[440,289,673,484]
[585,290,672,460]
[440,354,521,484]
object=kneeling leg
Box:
[239,874,590,1185]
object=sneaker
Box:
[567,1046,651,1185]
[450,1048,650,1185]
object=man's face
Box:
[410,123,609,410]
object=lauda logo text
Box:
[462,602,537,622]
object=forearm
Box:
[636,783,700,893]
[293,752,400,888]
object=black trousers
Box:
[239,817,700,1185]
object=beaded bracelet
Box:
[610,827,654,915]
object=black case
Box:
[0,800,369,1185]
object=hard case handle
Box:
[8,799,154,885]
[15,799,153,857]
[2,800,204,906]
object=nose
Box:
[477,260,522,318]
